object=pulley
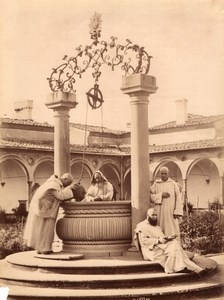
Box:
[86,84,104,109]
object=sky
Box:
[0,0,224,130]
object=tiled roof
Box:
[70,144,130,154]
[149,138,224,153]
[0,139,129,155]
[0,139,53,150]
[0,118,52,127]
[1,138,223,155]
[1,113,223,134]
[149,114,224,131]
[70,123,127,135]
[0,118,127,135]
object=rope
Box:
[78,96,105,184]
[77,98,89,183]
[100,104,106,196]
[100,104,104,172]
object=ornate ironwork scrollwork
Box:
[47,13,152,95]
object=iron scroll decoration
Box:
[47,13,152,109]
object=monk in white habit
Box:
[24,173,78,254]
[134,208,208,276]
[83,170,114,202]
[150,166,183,240]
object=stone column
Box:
[27,181,32,204]
[220,176,224,205]
[46,91,77,176]
[120,156,124,200]
[182,178,188,215]
[121,74,157,235]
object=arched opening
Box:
[71,162,92,191]
[99,164,120,200]
[34,161,54,186]
[187,158,220,209]
[0,159,28,213]
[123,169,131,200]
[154,161,182,187]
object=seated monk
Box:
[133,208,212,277]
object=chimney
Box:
[175,99,188,125]
[14,100,33,120]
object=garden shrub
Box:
[209,198,224,211]
[180,210,224,254]
[0,207,6,223]
[0,220,29,259]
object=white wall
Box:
[149,128,215,145]
[70,127,89,145]
[0,127,53,142]
[187,165,220,209]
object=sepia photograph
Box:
[0,0,224,299]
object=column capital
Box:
[120,73,158,95]
[46,91,78,110]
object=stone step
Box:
[0,252,222,300]
[6,251,163,274]
[5,251,216,275]
[1,280,223,300]
[1,259,198,289]
[0,262,220,291]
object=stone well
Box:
[56,201,132,256]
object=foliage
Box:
[183,201,194,215]
[0,207,6,223]
[180,210,224,254]
[12,204,28,219]
[0,220,29,259]
[209,198,224,212]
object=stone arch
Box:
[34,155,54,168]
[187,155,222,177]
[209,158,224,177]
[71,158,92,191]
[0,155,30,213]
[153,159,183,186]
[0,154,30,179]
[99,158,120,174]
[71,158,93,174]
[100,159,120,175]
[186,157,220,209]
[99,161,121,200]
[123,166,131,200]
[33,157,54,186]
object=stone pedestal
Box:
[121,74,157,235]
[56,201,132,256]
[46,91,77,175]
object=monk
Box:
[24,173,79,254]
[150,166,183,240]
[134,208,208,276]
[83,170,114,202]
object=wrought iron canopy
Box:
[47,13,152,95]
